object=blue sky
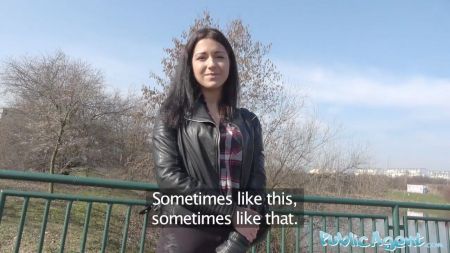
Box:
[1,0,450,171]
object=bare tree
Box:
[108,93,156,181]
[1,51,154,185]
[1,51,107,192]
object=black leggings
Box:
[156,226,233,253]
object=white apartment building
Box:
[354,168,379,176]
[429,170,450,180]
[383,168,428,177]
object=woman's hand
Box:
[231,206,260,242]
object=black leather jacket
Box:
[152,99,267,220]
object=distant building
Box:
[308,167,449,180]
[429,170,450,180]
[407,209,424,217]
[383,168,428,178]
[407,184,428,194]
[354,168,379,176]
[308,168,338,174]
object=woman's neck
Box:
[201,88,222,125]
[201,88,222,110]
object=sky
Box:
[1,0,450,171]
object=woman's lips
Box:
[205,74,220,79]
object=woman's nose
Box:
[206,57,217,68]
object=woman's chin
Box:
[200,83,224,91]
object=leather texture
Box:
[216,231,250,253]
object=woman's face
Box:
[191,38,230,92]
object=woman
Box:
[153,27,268,253]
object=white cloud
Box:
[275,61,450,170]
[278,61,450,109]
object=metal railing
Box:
[1,169,449,253]
[0,169,157,253]
[266,196,450,253]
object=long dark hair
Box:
[160,28,239,128]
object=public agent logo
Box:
[320,231,443,251]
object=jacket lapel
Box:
[185,97,215,124]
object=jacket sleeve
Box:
[246,112,271,245]
[247,113,268,215]
[152,117,236,218]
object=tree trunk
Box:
[48,121,65,193]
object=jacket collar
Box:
[184,95,215,123]
[185,95,241,124]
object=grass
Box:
[386,190,450,218]
[386,190,449,204]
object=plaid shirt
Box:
[218,121,242,197]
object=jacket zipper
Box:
[216,125,221,191]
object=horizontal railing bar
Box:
[0,169,158,191]
[273,210,387,219]
[294,195,450,210]
[0,189,147,206]
[407,216,450,222]
[1,170,448,212]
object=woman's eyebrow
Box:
[193,52,205,57]
[194,50,226,56]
